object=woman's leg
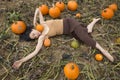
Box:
[86,18,114,61]
[65,18,114,62]
[87,18,101,33]
[72,26,114,62]
[95,43,114,62]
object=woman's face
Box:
[29,29,41,39]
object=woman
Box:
[12,8,114,69]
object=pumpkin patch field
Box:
[0,0,120,80]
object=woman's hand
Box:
[12,33,46,69]
[12,60,23,69]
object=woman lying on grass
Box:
[12,8,114,69]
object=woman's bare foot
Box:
[102,50,114,62]
[87,18,101,33]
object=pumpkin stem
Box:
[104,9,107,13]
[71,65,74,70]
[14,21,17,24]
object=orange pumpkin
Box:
[49,6,61,18]
[39,4,49,15]
[95,54,103,61]
[67,0,78,11]
[35,24,44,32]
[44,38,51,47]
[101,8,114,19]
[75,13,81,18]
[55,1,65,12]
[109,3,118,12]
[64,62,80,80]
[11,21,26,34]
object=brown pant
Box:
[63,18,96,48]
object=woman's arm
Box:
[12,25,49,69]
[33,8,46,27]
[12,34,45,69]
[12,8,49,69]
[38,8,45,24]
[33,8,39,27]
